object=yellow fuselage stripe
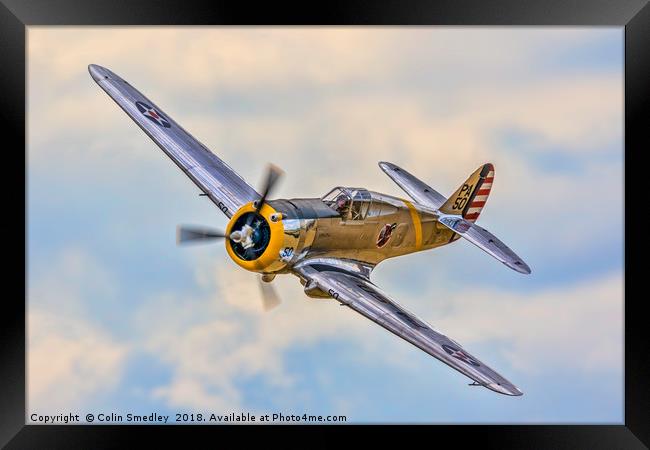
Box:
[403,200,423,251]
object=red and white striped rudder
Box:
[439,163,494,223]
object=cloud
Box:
[427,271,623,374]
[28,309,128,414]
[27,249,129,414]
[28,28,618,89]
[132,263,381,411]
[28,247,117,315]
[27,28,622,218]
[27,27,623,420]
[28,28,622,164]
[131,249,622,412]
[28,28,623,262]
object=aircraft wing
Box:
[378,161,447,210]
[437,215,531,274]
[88,64,259,218]
[294,262,523,396]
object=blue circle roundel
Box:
[135,101,170,128]
[442,344,480,367]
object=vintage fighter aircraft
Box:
[89,64,531,396]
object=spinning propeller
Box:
[254,164,283,216]
[176,164,284,311]
[176,226,228,244]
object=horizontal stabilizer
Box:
[438,215,531,275]
[378,162,447,210]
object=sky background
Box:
[27,27,623,423]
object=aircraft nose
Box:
[88,64,109,81]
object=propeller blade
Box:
[258,276,281,311]
[255,163,284,214]
[176,225,227,245]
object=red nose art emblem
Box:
[135,101,171,128]
[376,223,397,248]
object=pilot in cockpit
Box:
[335,194,350,215]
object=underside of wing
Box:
[89,64,259,218]
[378,161,447,210]
[293,262,523,396]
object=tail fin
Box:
[439,163,494,223]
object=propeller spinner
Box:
[176,163,285,311]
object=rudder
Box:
[439,163,494,223]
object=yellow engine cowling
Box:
[225,201,301,273]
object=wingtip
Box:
[88,63,107,81]
[487,382,524,396]
[378,161,398,171]
[509,260,532,275]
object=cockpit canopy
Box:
[322,187,372,220]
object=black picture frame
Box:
[1,0,646,447]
